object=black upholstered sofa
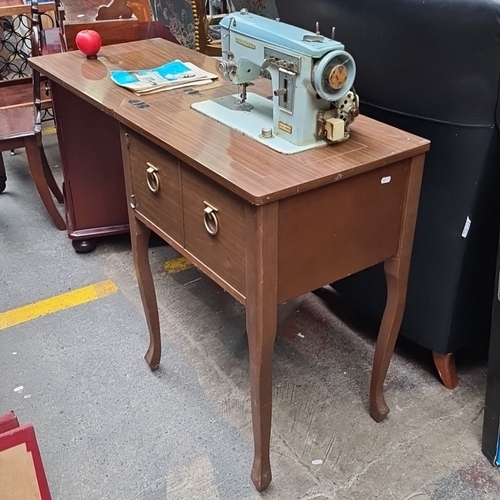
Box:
[276,0,500,387]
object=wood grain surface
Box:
[30,38,430,205]
[0,0,54,16]
[128,129,183,243]
[59,0,131,23]
[0,79,50,110]
[181,164,246,295]
[63,20,177,50]
[51,82,127,232]
[277,160,410,303]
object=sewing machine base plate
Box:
[191,93,328,155]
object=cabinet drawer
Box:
[181,165,246,294]
[128,132,182,243]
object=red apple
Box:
[75,30,102,59]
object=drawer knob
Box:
[146,163,160,193]
[203,202,219,236]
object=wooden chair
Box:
[53,0,172,51]
[150,0,221,55]
[0,412,52,500]
[0,1,65,230]
[54,0,152,24]
[226,0,279,17]
[63,18,178,50]
[201,0,279,55]
[127,0,153,21]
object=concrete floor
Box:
[1,132,499,500]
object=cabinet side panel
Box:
[278,160,410,303]
[52,83,128,232]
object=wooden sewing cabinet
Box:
[30,39,429,491]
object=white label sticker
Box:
[462,216,471,238]
[381,176,391,184]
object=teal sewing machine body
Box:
[192,11,359,154]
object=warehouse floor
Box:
[1,132,499,500]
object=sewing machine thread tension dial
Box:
[217,58,237,80]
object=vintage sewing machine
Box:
[191,10,359,154]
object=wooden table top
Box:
[29,38,430,205]
[0,0,55,16]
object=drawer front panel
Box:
[128,132,182,243]
[181,165,246,294]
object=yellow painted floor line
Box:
[42,125,57,135]
[164,256,194,274]
[0,279,118,331]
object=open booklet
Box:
[109,60,218,96]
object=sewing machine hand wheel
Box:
[312,50,356,101]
